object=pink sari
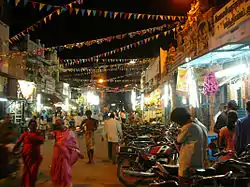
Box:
[51,130,81,187]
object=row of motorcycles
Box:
[116,123,250,187]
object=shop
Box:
[143,89,163,122]
[178,42,250,130]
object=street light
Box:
[98,79,104,83]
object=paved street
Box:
[38,128,123,187]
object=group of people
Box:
[170,99,250,183]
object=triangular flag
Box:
[137,14,141,19]
[156,34,159,39]
[114,12,119,18]
[147,15,151,19]
[156,15,159,20]
[23,0,28,6]
[44,17,47,24]
[133,13,137,20]
[69,8,73,14]
[31,2,37,8]
[160,15,163,20]
[104,11,108,18]
[15,0,21,6]
[39,3,45,10]
[142,14,145,19]
[128,13,132,19]
[48,14,52,20]
[92,10,97,16]
[46,5,52,11]
[120,12,124,18]
[167,16,171,20]
[109,12,113,18]
[57,9,60,15]
[164,31,167,36]
[87,9,92,16]
[81,9,85,16]
[69,3,72,8]
[75,8,80,15]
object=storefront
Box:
[179,42,250,129]
[143,89,163,122]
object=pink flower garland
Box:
[203,72,219,96]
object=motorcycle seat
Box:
[162,164,179,175]
[194,167,216,176]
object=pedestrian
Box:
[12,119,44,187]
[214,100,238,134]
[39,116,47,139]
[103,113,123,164]
[74,113,83,127]
[51,119,83,187]
[170,107,207,181]
[120,111,126,124]
[219,110,237,161]
[235,101,250,155]
[81,110,98,164]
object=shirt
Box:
[104,118,123,142]
[82,118,98,132]
[235,115,250,154]
[74,116,83,127]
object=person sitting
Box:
[219,110,237,161]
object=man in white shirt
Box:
[74,113,83,127]
[104,113,123,164]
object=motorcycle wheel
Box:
[117,157,143,187]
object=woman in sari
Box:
[13,119,44,187]
[51,119,83,187]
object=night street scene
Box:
[0,0,250,186]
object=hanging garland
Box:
[203,72,219,96]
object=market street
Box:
[38,127,123,187]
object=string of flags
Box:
[45,24,169,52]
[77,27,175,60]
[61,61,147,69]
[61,58,155,67]
[8,0,79,45]
[62,67,145,74]
[61,79,140,83]
[10,0,186,21]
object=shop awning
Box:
[181,42,250,68]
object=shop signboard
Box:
[18,80,35,100]
[211,19,250,49]
[176,67,189,92]
[214,0,250,39]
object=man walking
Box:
[104,113,123,164]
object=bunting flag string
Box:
[62,67,145,74]
[8,0,80,45]
[61,61,147,69]
[77,27,175,61]
[61,79,140,83]
[61,57,155,67]
[10,0,186,22]
[45,24,169,52]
